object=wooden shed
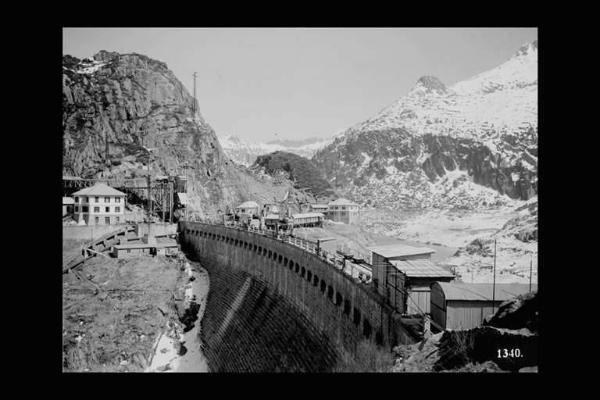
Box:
[431,282,538,330]
[390,259,455,315]
[290,212,324,227]
[369,243,436,313]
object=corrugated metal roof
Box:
[391,259,455,278]
[368,243,436,258]
[316,237,336,242]
[73,183,126,197]
[436,282,538,302]
[177,192,189,205]
[236,201,259,209]
[328,198,358,206]
[292,212,324,219]
[265,214,280,220]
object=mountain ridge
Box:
[312,40,538,210]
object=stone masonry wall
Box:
[179,222,414,371]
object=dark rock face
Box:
[254,151,335,198]
[62,51,282,216]
[312,127,538,203]
[433,326,537,372]
[416,75,447,94]
[484,291,538,333]
[63,51,221,178]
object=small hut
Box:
[235,201,260,217]
[431,282,538,330]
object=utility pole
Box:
[529,253,533,292]
[192,72,198,115]
[105,128,109,166]
[492,239,497,314]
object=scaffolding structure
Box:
[63,176,179,223]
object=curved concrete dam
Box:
[179,222,417,372]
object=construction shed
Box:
[431,282,538,330]
[264,214,281,229]
[369,243,436,313]
[390,259,455,315]
[290,212,324,227]
[235,201,260,216]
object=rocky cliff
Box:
[312,41,538,210]
[63,51,292,217]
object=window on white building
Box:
[116,197,121,203]
[105,207,110,213]
[115,207,120,213]
[105,197,110,203]
[82,206,88,212]
[94,207,100,213]
[75,197,79,202]
[105,217,110,225]
[95,196,99,202]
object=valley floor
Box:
[298,202,537,285]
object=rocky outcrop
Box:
[392,292,539,372]
[484,291,538,332]
[254,151,336,198]
[63,51,290,217]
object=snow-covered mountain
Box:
[312,41,538,210]
[218,134,334,166]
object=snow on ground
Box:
[146,261,209,372]
[76,59,107,74]
[218,134,334,166]
[357,199,537,284]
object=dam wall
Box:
[179,222,416,372]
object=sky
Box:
[63,27,537,143]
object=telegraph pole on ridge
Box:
[192,72,198,115]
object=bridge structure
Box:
[179,221,420,371]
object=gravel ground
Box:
[62,255,184,372]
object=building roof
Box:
[63,197,75,205]
[328,198,358,206]
[114,242,178,249]
[391,259,454,279]
[177,192,188,205]
[316,237,336,242]
[265,214,280,220]
[73,183,125,197]
[292,212,324,219]
[435,282,538,302]
[368,243,436,259]
[310,204,329,208]
[236,201,259,209]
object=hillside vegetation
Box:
[254,151,336,198]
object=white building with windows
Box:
[72,183,126,226]
[327,198,359,224]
